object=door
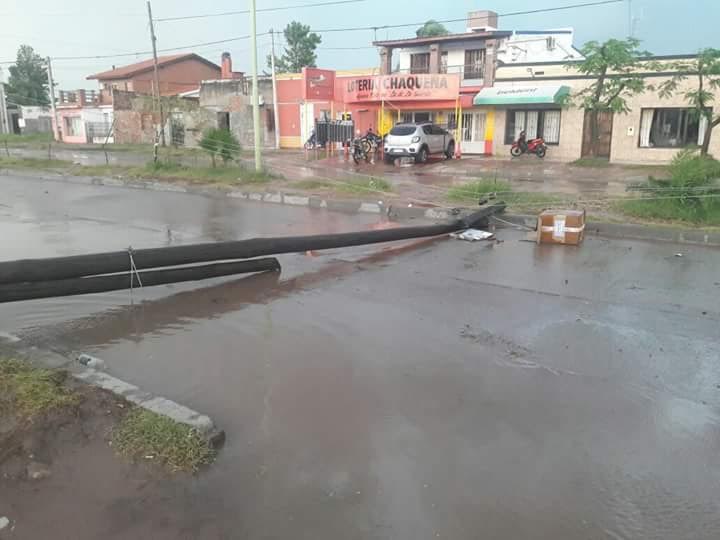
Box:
[582,110,613,158]
[299,102,315,145]
[461,112,486,154]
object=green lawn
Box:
[447,179,569,213]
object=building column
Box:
[380,47,393,75]
[429,44,441,74]
[483,40,496,86]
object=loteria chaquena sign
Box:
[344,74,460,102]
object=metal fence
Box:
[85,122,113,142]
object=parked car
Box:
[384,123,456,164]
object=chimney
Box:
[467,10,498,32]
[221,52,232,80]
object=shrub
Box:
[200,128,241,167]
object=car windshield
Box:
[389,126,417,136]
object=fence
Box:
[85,122,113,144]
[314,120,355,146]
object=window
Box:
[639,108,708,148]
[439,51,448,74]
[431,126,446,135]
[422,125,433,135]
[390,125,417,136]
[64,116,82,137]
[401,112,414,124]
[505,109,562,145]
[410,53,430,74]
[464,49,485,80]
[414,112,431,123]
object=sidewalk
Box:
[257,150,668,203]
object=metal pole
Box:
[147,1,166,147]
[270,29,281,150]
[250,0,262,171]
[46,57,59,141]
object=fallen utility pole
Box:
[0,205,504,286]
[0,259,280,304]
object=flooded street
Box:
[2,174,720,539]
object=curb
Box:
[1,168,447,222]
[4,168,719,246]
[496,214,720,247]
[0,337,224,447]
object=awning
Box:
[473,85,570,106]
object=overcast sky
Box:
[0,0,717,90]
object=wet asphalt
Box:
[1,173,720,539]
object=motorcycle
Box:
[351,130,382,164]
[510,130,546,158]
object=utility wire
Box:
[309,0,624,34]
[32,0,622,63]
[155,0,366,22]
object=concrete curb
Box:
[0,337,224,446]
[495,214,720,247]
[4,168,719,245]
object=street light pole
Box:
[46,57,59,141]
[270,29,281,150]
[250,0,262,171]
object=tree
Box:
[6,45,49,106]
[416,20,449,38]
[564,38,653,157]
[200,128,240,167]
[267,22,321,73]
[657,48,720,156]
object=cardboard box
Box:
[537,209,586,245]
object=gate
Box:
[582,110,613,158]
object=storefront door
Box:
[461,112,486,154]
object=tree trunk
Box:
[210,153,216,168]
[701,117,720,157]
[590,110,599,157]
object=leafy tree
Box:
[416,20,449,38]
[657,48,720,156]
[6,45,49,106]
[200,128,240,167]
[564,38,653,157]
[267,22,321,73]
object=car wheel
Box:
[415,146,428,164]
[445,141,455,160]
[384,155,395,165]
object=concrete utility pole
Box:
[147,0,166,146]
[250,0,262,170]
[270,29,281,150]
[46,57,59,141]
[0,72,9,135]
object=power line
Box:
[309,0,624,34]
[4,0,622,65]
[155,0,366,22]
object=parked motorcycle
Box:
[351,129,382,164]
[510,130,546,158]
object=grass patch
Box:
[0,155,274,185]
[290,177,392,195]
[0,133,54,146]
[570,157,611,168]
[112,408,215,473]
[0,358,79,420]
[615,198,720,226]
[447,179,570,213]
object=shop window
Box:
[464,49,485,80]
[414,112,432,123]
[410,53,430,74]
[505,109,561,145]
[639,108,708,148]
[439,51,449,74]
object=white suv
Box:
[384,123,456,164]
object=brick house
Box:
[87,53,221,96]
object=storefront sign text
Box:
[344,74,460,102]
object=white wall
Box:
[497,30,583,64]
